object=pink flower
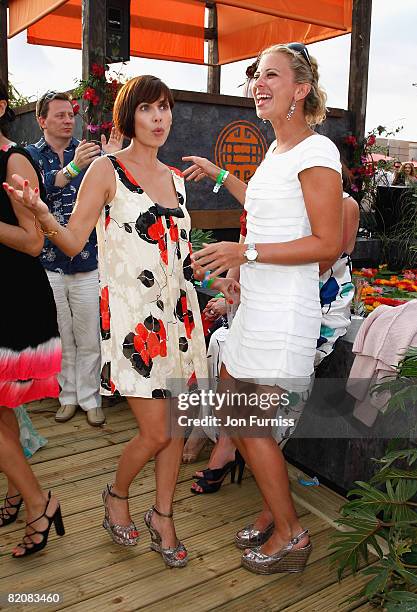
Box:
[87,124,100,133]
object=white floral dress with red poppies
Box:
[96,155,208,398]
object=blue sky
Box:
[7,0,417,141]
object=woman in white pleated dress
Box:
[184,43,343,575]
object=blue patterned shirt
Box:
[26,137,98,274]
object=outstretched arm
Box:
[0,153,44,256]
[192,167,343,277]
[182,156,247,206]
[3,156,114,257]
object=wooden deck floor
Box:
[0,400,374,611]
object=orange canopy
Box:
[8,0,352,65]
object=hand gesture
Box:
[3,174,50,221]
[182,156,220,183]
[73,139,101,170]
[212,277,241,303]
[203,297,227,321]
[101,127,124,154]
[192,242,246,278]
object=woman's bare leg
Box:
[182,424,208,463]
[105,397,183,547]
[153,435,185,547]
[0,409,59,555]
[218,366,308,554]
[0,409,21,511]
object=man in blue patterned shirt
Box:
[27,91,121,426]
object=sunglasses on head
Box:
[287,42,312,70]
[37,90,61,117]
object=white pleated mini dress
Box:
[222,134,341,392]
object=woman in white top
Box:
[184,43,343,574]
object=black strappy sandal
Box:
[12,491,65,558]
[0,493,23,527]
[191,450,245,494]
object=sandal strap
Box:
[0,493,22,518]
[107,484,129,500]
[196,461,235,482]
[290,529,309,546]
[152,505,173,518]
[5,493,22,504]
[25,491,51,528]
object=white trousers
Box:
[47,269,101,411]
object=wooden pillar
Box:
[0,0,8,88]
[82,0,106,138]
[207,3,221,94]
[348,0,372,141]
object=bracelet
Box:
[201,271,215,289]
[34,217,59,238]
[69,160,81,175]
[65,163,78,179]
[213,169,229,193]
[62,166,72,181]
[214,292,224,298]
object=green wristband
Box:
[216,169,227,185]
[214,292,224,298]
[69,160,81,175]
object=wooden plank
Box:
[0,477,309,579]
[0,404,372,610]
[282,567,375,611]
[59,524,332,612]
[0,500,316,610]
[0,467,257,542]
[220,562,377,612]
[190,209,242,229]
[287,463,346,527]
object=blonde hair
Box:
[402,162,416,176]
[259,44,327,126]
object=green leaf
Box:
[364,568,390,597]
[190,228,216,252]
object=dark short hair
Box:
[113,75,174,138]
[0,79,16,132]
[36,91,73,119]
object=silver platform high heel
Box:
[241,528,312,574]
[235,521,274,550]
[102,484,139,546]
[144,506,188,568]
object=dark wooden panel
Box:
[190,209,242,229]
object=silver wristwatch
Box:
[244,243,258,264]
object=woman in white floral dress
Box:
[6,75,237,568]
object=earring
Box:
[286,99,296,121]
